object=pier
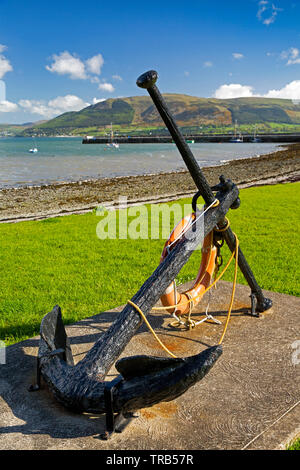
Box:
[82,133,300,144]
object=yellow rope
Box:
[214,217,230,232]
[127,226,239,355]
[152,243,236,311]
[218,233,239,345]
[168,199,220,250]
[152,231,240,344]
[206,199,220,209]
[127,299,177,358]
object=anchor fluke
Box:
[34,306,222,416]
[39,305,74,366]
[115,354,185,380]
[113,346,222,413]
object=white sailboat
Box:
[106,123,119,149]
[29,136,38,153]
[230,120,243,143]
[110,123,119,149]
[251,125,261,143]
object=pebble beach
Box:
[0,143,299,223]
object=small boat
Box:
[29,136,38,153]
[186,139,195,144]
[230,120,243,143]
[251,126,261,143]
[230,135,243,143]
[105,123,120,149]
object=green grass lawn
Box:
[287,439,300,450]
[0,182,299,346]
[0,181,299,449]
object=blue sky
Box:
[0,0,300,123]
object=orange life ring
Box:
[160,213,217,316]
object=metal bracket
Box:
[100,376,139,440]
[250,292,260,317]
[211,175,241,210]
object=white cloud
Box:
[214,79,300,101]
[232,53,244,60]
[19,94,89,118]
[257,1,283,26]
[0,80,6,101]
[0,44,7,53]
[0,53,13,79]
[19,99,50,117]
[46,51,110,83]
[203,61,213,68]
[46,51,122,93]
[86,54,104,75]
[257,0,269,20]
[90,76,100,84]
[214,83,255,99]
[264,80,300,99]
[48,94,89,112]
[281,47,300,65]
[98,82,114,92]
[92,97,106,104]
[46,51,88,80]
[0,100,18,112]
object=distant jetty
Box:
[82,133,300,144]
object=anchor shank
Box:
[38,188,235,413]
[79,187,238,377]
[147,84,215,206]
[136,70,272,313]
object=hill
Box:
[0,121,48,136]
[22,94,300,136]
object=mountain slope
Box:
[29,94,300,133]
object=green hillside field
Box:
[20,94,300,136]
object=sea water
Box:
[0,137,282,189]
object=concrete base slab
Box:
[0,281,299,450]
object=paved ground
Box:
[0,281,299,450]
